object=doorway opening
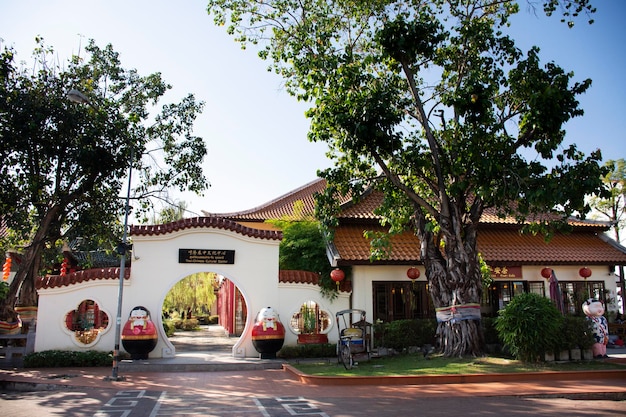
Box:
[161,272,245,354]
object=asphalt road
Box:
[1,385,624,417]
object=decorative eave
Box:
[130,216,282,240]
[36,267,130,290]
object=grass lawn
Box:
[287,353,626,377]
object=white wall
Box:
[348,264,619,318]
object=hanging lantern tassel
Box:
[330,268,345,290]
[2,257,11,281]
[407,267,420,288]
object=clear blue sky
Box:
[1,0,624,217]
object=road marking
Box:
[93,391,329,417]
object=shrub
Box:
[495,293,563,362]
[181,318,199,331]
[162,319,176,337]
[558,315,595,350]
[376,319,437,351]
[24,350,114,367]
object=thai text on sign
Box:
[178,249,235,264]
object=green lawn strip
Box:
[288,354,626,377]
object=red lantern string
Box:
[60,258,69,276]
[2,257,12,281]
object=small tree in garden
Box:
[495,293,563,362]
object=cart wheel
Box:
[340,344,353,370]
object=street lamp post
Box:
[67,89,131,381]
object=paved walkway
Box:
[1,325,626,399]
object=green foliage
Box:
[277,343,336,359]
[375,319,437,351]
[181,318,200,331]
[0,38,208,317]
[162,273,217,318]
[558,315,595,350]
[23,350,114,368]
[0,282,9,300]
[589,158,625,242]
[207,0,605,356]
[495,293,564,362]
[162,319,176,337]
[272,219,339,298]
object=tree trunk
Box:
[416,214,485,357]
[0,205,61,321]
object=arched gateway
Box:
[35,217,292,358]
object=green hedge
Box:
[24,350,115,368]
[375,319,437,351]
[278,343,336,359]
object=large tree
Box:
[590,159,626,243]
[589,158,625,313]
[207,0,606,356]
[0,38,208,320]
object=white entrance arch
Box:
[36,218,282,358]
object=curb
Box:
[282,364,626,386]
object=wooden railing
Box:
[0,324,36,365]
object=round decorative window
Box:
[289,300,331,335]
[64,299,109,345]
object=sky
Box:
[1,0,625,218]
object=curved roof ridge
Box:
[36,267,130,290]
[130,216,283,240]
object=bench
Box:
[0,324,36,365]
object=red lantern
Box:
[407,267,420,288]
[2,257,11,281]
[579,267,592,279]
[540,267,552,280]
[407,267,420,280]
[330,268,345,290]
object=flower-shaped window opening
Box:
[65,300,109,345]
[289,300,331,335]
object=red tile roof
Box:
[331,225,626,265]
[205,179,331,221]
[208,177,623,267]
[36,267,130,290]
